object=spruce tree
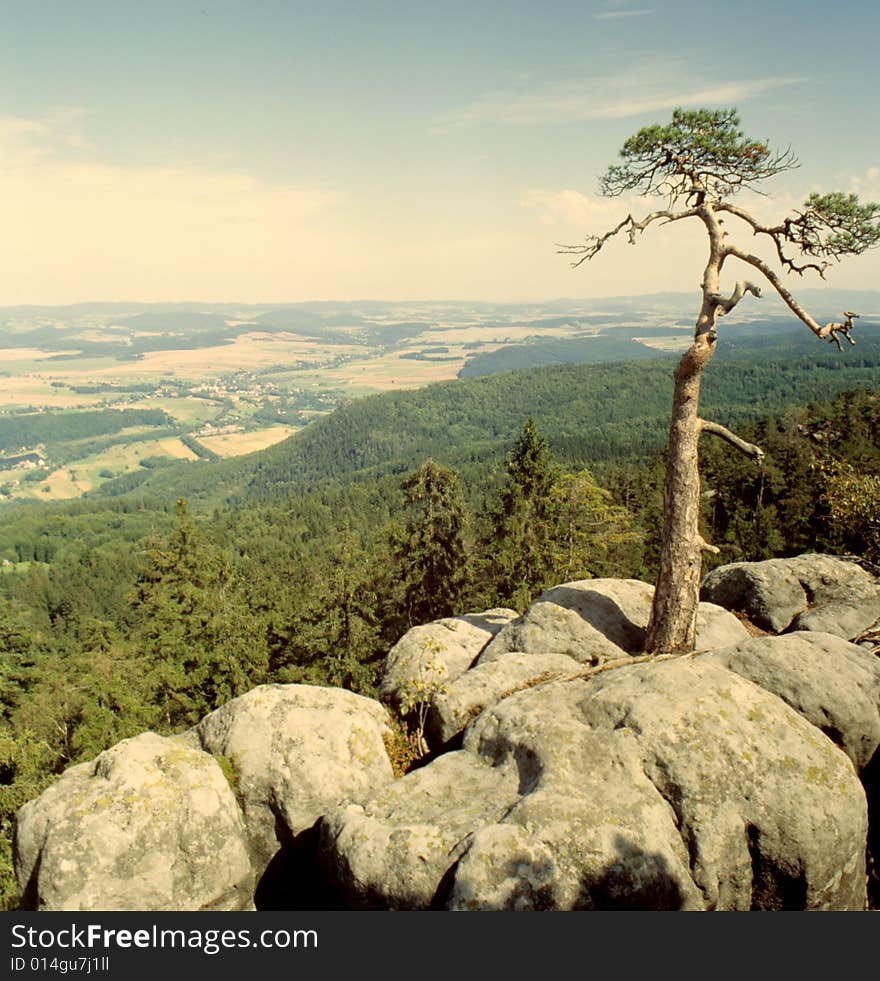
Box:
[484,419,559,610]
[395,459,470,627]
[133,499,268,728]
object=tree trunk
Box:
[644,338,712,654]
[645,201,723,654]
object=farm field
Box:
[2,291,877,506]
[195,425,294,458]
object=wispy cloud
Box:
[521,188,647,226]
[850,166,880,199]
[0,112,343,302]
[433,72,804,129]
[594,8,654,19]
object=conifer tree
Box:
[133,499,267,728]
[395,459,470,626]
[563,107,880,653]
[484,419,560,610]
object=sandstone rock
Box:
[321,659,867,910]
[561,659,867,911]
[379,610,517,710]
[702,554,880,640]
[425,651,585,750]
[14,733,252,911]
[318,751,521,909]
[700,631,880,771]
[478,579,748,665]
[701,559,807,632]
[194,684,394,877]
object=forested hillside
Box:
[57,337,880,510]
[1,377,878,908]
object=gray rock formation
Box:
[701,553,880,640]
[320,658,868,910]
[700,632,880,772]
[379,609,517,711]
[14,732,253,911]
[14,571,877,913]
[426,651,585,750]
[478,578,748,665]
[319,751,521,909]
[193,684,394,876]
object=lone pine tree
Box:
[563,107,880,654]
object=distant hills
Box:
[85,337,880,510]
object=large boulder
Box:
[425,651,585,750]
[701,554,880,640]
[319,751,521,909]
[320,659,867,910]
[478,579,748,665]
[193,684,394,877]
[379,610,517,711]
[14,733,253,911]
[700,632,880,772]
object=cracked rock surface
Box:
[321,658,868,910]
[14,732,253,911]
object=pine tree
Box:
[483,419,559,610]
[133,499,268,728]
[395,459,470,627]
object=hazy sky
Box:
[1,0,878,304]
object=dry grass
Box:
[196,425,294,457]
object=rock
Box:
[425,651,585,750]
[701,559,807,632]
[702,554,880,640]
[478,579,748,665]
[14,733,252,911]
[700,632,880,772]
[321,659,867,910]
[318,751,521,909]
[194,684,394,877]
[379,610,518,711]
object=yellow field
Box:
[422,324,586,344]
[102,333,363,381]
[0,347,83,361]
[0,435,202,503]
[156,438,201,460]
[196,425,294,457]
[0,332,364,407]
[635,336,693,351]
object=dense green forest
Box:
[0,408,173,455]
[0,351,879,907]
[47,341,879,511]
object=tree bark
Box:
[645,203,723,654]
[644,334,713,654]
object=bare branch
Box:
[710,279,763,315]
[699,419,765,462]
[723,244,829,339]
[698,535,721,555]
[558,207,699,268]
[716,203,831,277]
[822,311,859,352]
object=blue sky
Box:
[1,0,878,303]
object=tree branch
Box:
[699,419,765,462]
[723,244,830,339]
[558,207,699,268]
[716,203,831,277]
[710,279,763,315]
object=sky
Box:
[1,0,878,305]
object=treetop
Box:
[601,106,797,202]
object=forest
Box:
[0,355,878,907]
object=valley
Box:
[1,291,878,505]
